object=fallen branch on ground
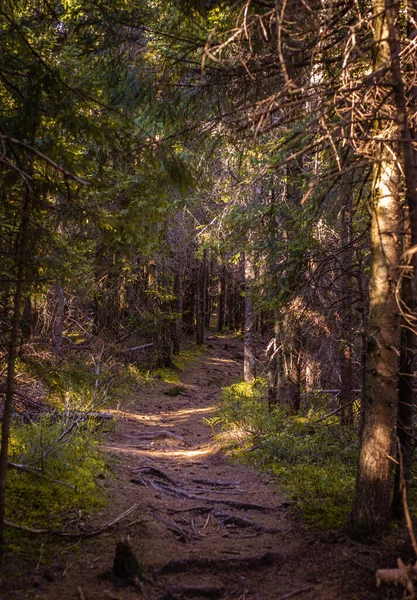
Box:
[148,511,200,542]
[5,503,138,537]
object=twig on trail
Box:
[212,511,282,533]
[202,511,212,529]
[148,511,200,542]
[158,585,224,599]
[78,587,87,600]
[277,588,312,600]
[4,503,138,537]
[157,550,284,575]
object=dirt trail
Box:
[6,335,405,600]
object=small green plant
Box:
[213,379,358,529]
[6,412,108,534]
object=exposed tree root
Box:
[158,585,224,599]
[212,510,282,533]
[157,551,284,575]
[131,476,277,511]
[191,478,240,487]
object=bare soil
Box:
[1,335,411,600]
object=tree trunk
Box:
[243,252,256,382]
[171,254,184,355]
[216,262,225,333]
[386,0,417,518]
[51,284,65,356]
[277,318,301,412]
[0,189,31,556]
[350,1,402,538]
[196,260,205,346]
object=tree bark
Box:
[0,189,31,556]
[51,284,65,356]
[216,262,225,333]
[350,1,402,538]
[243,252,256,382]
[385,0,417,518]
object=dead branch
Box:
[148,511,200,542]
[4,502,138,537]
[315,399,356,423]
[7,462,76,489]
[157,550,284,575]
[120,343,154,353]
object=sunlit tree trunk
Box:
[350,1,401,538]
[386,0,417,518]
[243,252,256,382]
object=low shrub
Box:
[210,379,358,529]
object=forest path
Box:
[25,335,390,600]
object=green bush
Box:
[212,379,358,529]
[6,413,108,531]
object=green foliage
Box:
[5,413,108,532]
[154,345,204,383]
[211,379,358,529]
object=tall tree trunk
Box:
[243,252,256,382]
[196,259,205,346]
[51,284,65,356]
[171,253,184,355]
[277,317,301,412]
[216,262,225,333]
[0,189,31,556]
[350,1,402,538]
[386,0,417,518]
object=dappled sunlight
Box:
[109,404,217,427]
[102,440,219,461]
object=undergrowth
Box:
[208,379,358,529]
